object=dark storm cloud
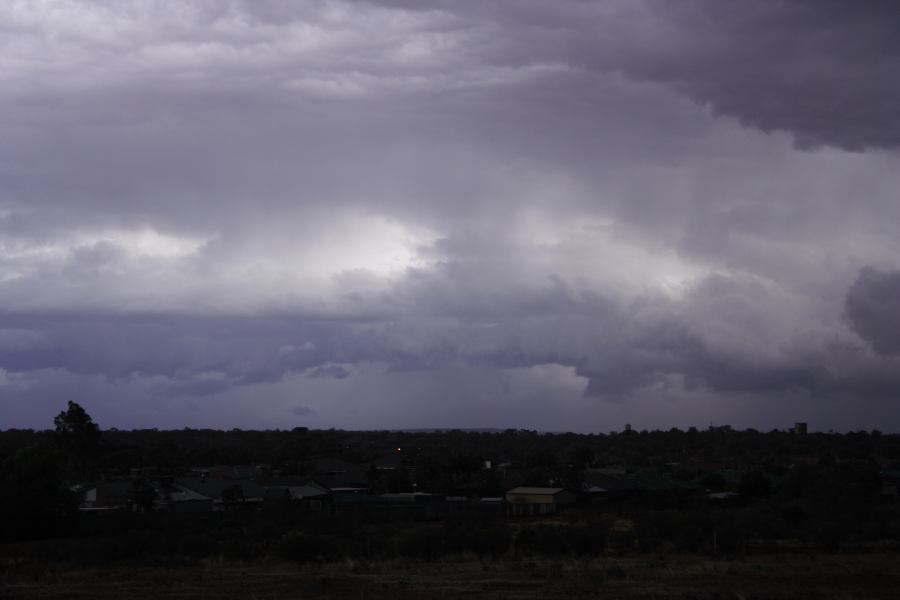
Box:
[0,311,386,382]
[359,0,900,151]
[2,1,900,430]
[635,0,900,151]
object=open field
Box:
[3,553,900,599]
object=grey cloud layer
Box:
[1,0,899,429]
[845,268,900,356]
[1,264,894,406]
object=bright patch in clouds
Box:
[80,228,207,258]
[291,213,434,279]
[515,210,708,300]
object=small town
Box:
[3,403,900,597]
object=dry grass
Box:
[3,553,900,599]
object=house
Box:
[191,465,263,480]
[380,492,441,503]
[505,487,576,516]
[581,471,642,496]
[165,478,267,511]
[78,481,132,511]
[293,458,370,492]
[305,473,369,493]
[158,479,214,512]
[267,482,331,512]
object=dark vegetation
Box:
[1,403,899,569]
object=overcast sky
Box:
[2,0,900,432]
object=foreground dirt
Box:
[3,554,900,599]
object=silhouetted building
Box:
[794,422,808,435]
[505,487,576,516]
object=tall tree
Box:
[53,401,102,482]
[53,401,101,454]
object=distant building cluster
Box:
[76,465,582,518]
[68,422,900,527]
